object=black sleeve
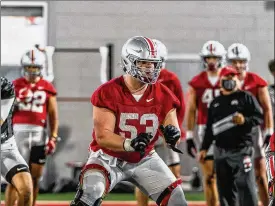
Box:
[243,93,263,128]
[200,102,215,151]
[1,77,15,99]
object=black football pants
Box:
[214,146,258,206]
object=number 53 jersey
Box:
[90,76,180,163]
[12,77,57,127]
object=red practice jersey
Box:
[90,76,180,163]
[188,68,234,125]
[158,69,185,138]
[13,77,57,127]
[241,72,268,98]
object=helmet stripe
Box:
[31,50,34,64]
[144,37,155,57]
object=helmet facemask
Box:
[227,59,248,81]
[122,54,162,84]
[23,65,42,77]
[203,56,223,72]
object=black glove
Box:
[263,134,272,149]
[159,125,183,154]
[123,133,153,158]
[186,139,197,158]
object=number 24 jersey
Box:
[12,77,57,127]
[90,76,180,163]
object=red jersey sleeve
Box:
[171,75,185,126]
[188,73,202,89]
[254,74,268,88]
[159,84,181,122]
[45,82,57,96]
[91,85,116,113]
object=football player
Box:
[268,59,274,123]
[1,77,33,206]
[5,48,59,206]
[186,40,227,206]
[265,132,274,206]
[135,39,186,206]
[70,36,187,206]
[227,43,273,206]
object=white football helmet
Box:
[153,39,168,68]
[200,40,226,70]
[121,36,162,84]
[227,43,251,70]
[21,48,46,77]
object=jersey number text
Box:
[119,113,158,139]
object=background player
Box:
[135,39,186,206]
[1,76,34,206]
[265,132,274,206]
[5,49,59,206]
[186,40,227,206]
[227,43,273,206]
[268,59,274,121]
[70,36,187,206]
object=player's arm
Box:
[1,98,15,126]
[258,86,274,136]
[1,77,15,126]
[186,86,197,138]
[185,86,198,158]
[199,104,214,163]
[45,95,59,155]
[173,77,185,126]
[200,105,214,152]
[160,108,183,153]
[93,105,125,151]
[163,108,179,129]
[93,105,152,155]
[48,95,59,138]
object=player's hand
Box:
[159,125,183,154]
[232,113,245,125]
[186,139,197,158]
[45,137,58,155]
[123,133,153,158]
[198,150,207,163]
[159,125,180,146]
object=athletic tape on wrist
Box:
[123,139,135,152]
[264,128,274,137]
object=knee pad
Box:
[72,164,111,206]
[156,179,184,206]
[167,186,187,206]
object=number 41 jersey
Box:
[188,68,228,125]
[13,77,57,127]
[90,76,180,163]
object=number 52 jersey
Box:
[12,77,57,127]
[90,76,180,163]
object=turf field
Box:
[0,192,265,205]
[0,192,206,206]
